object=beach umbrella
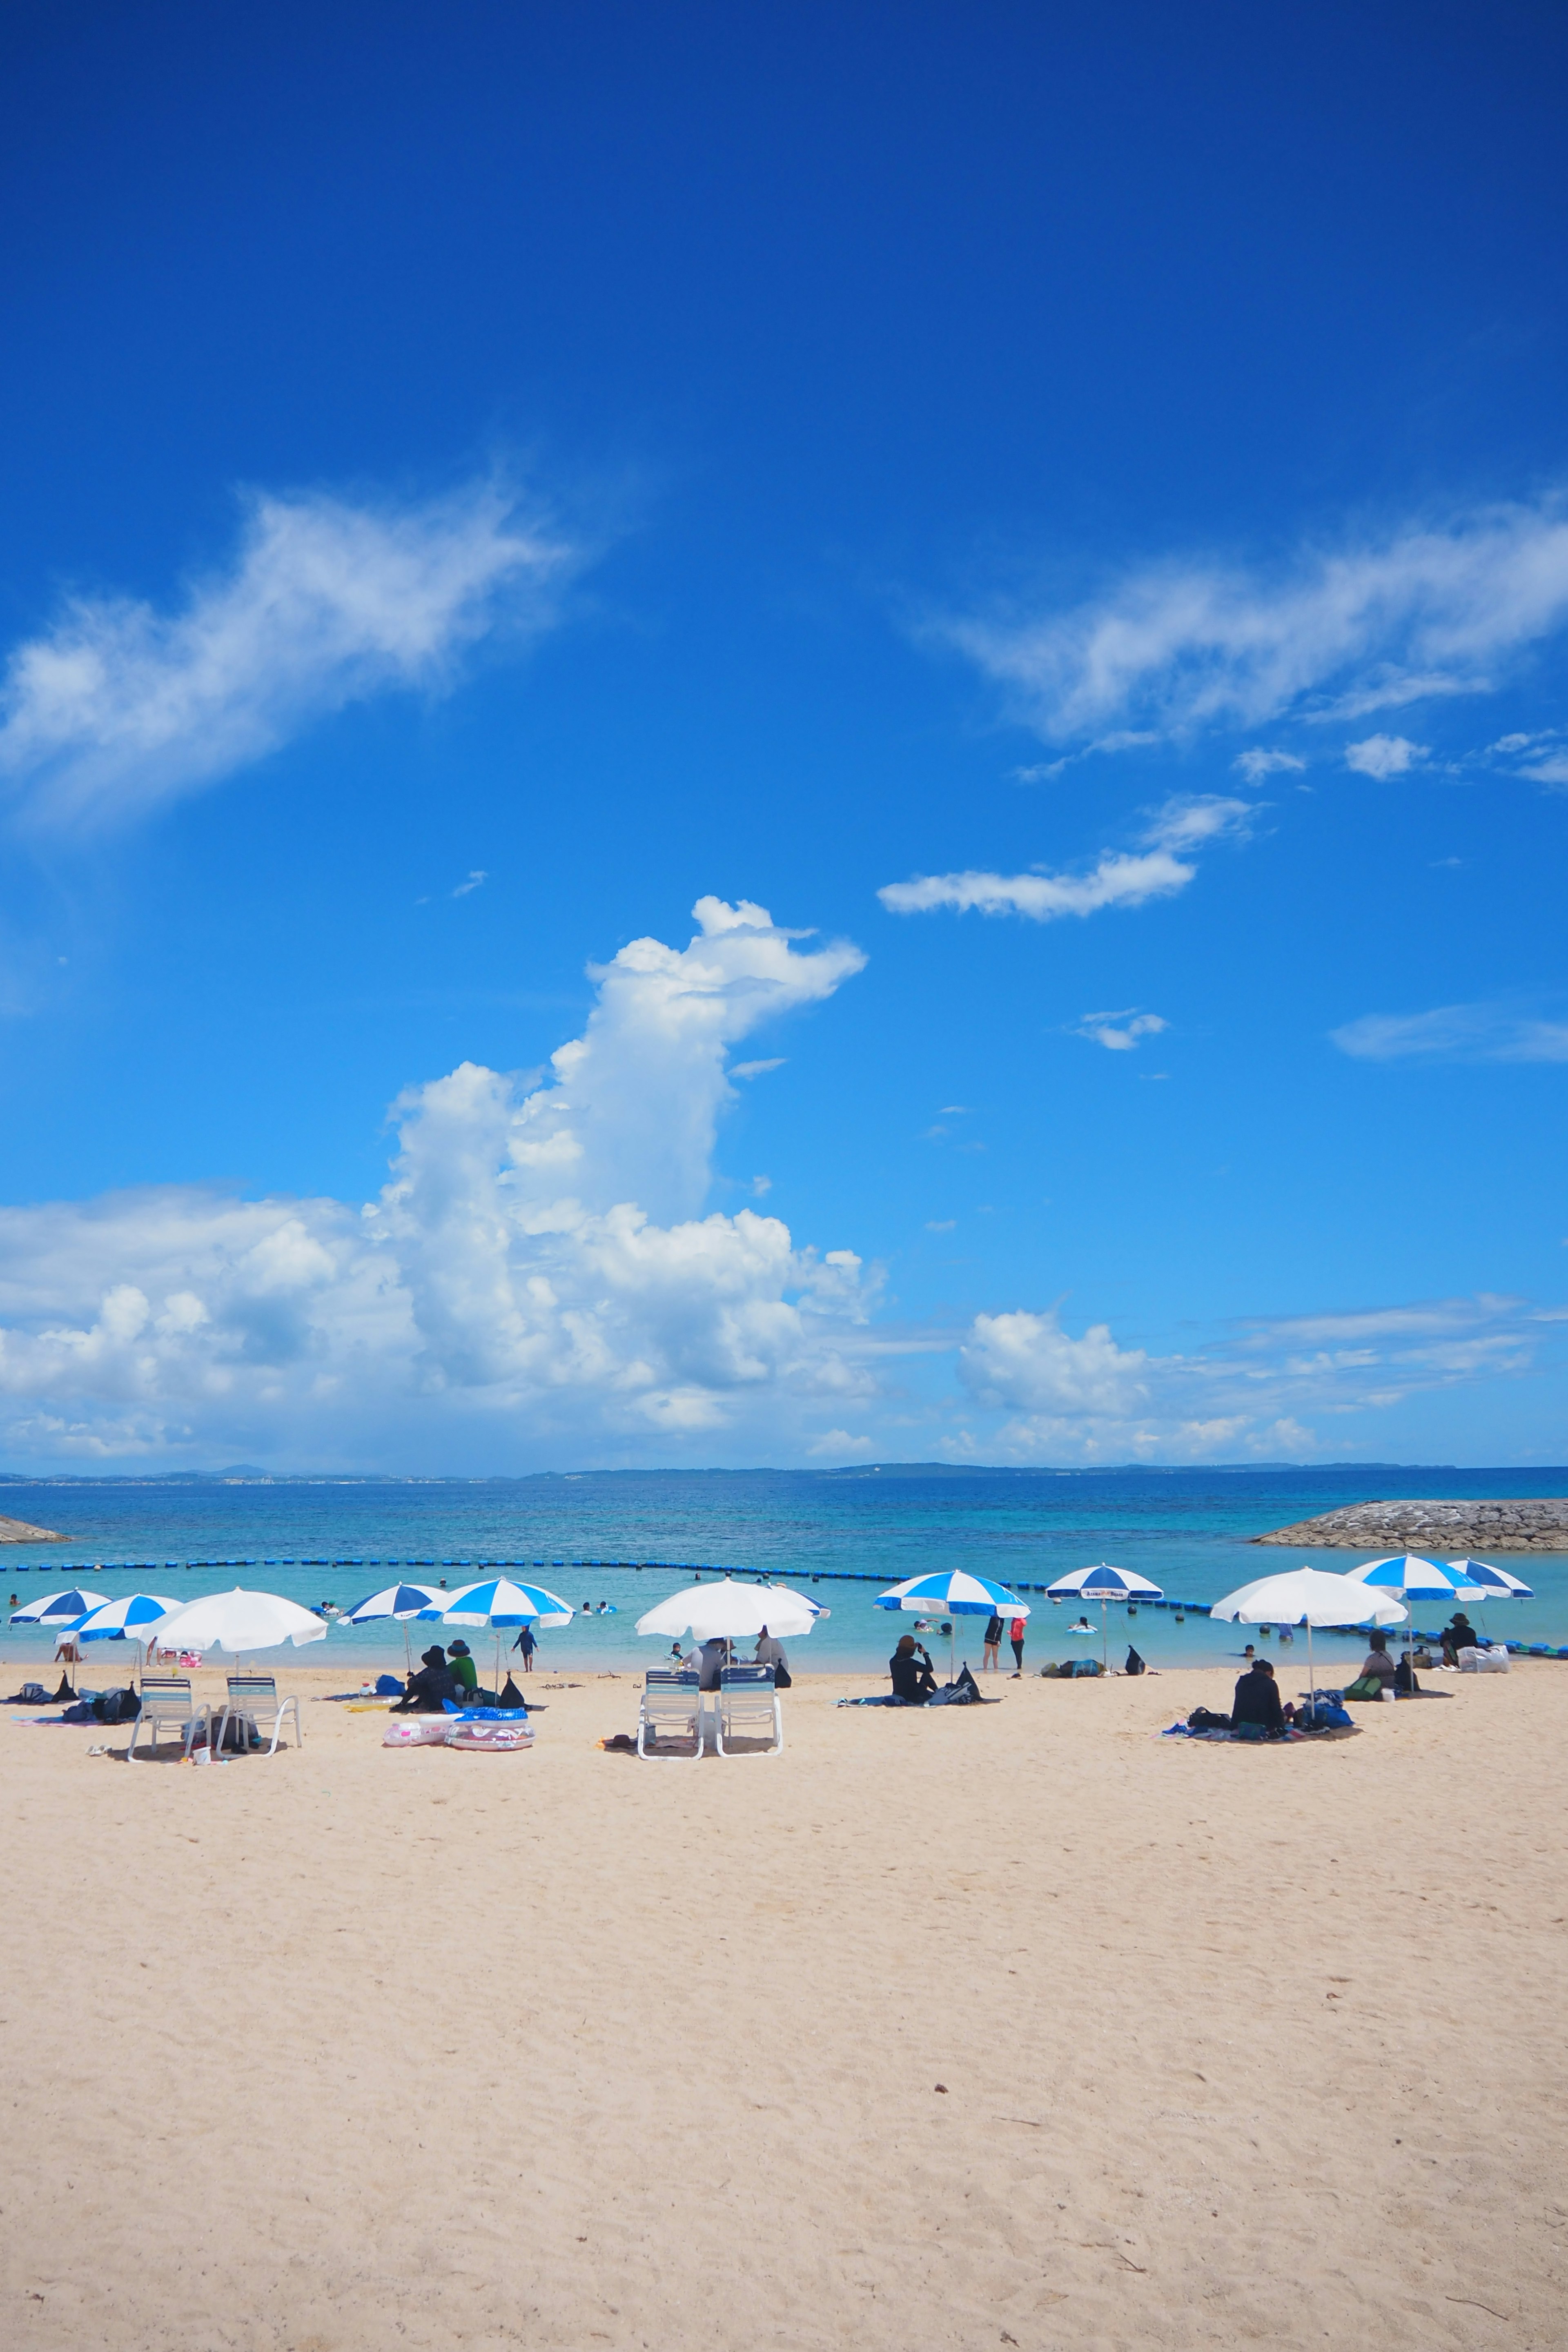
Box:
[149,1588,329,1660]
[1343,1555,1487,1673]
[1043,1564,1163,1670]
[9,1588,101,1626]
[1446,1559,1532,1597]
[636,1576,825,1646]
[1210,1567,1406,1708]
[69,1593,179,1641]
[343,1579,450,1671]
[423,1577,575,1694]
[875,1570,1027,1682]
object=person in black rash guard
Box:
[889,1634,938,1704]
[1231,1657,1285,1733]
[394,1646,463,1712]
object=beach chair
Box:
[215,1675,303,1757]
[636,1670,704,1760]
[126,1675,210,1761]
[715,1663,783,1757]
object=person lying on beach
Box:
[889,1634,938,1704]
[447,1641,479,1693]
[394,1646,464,1712]
[1231,1657,1285,1733]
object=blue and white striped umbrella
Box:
[9,1588,101,1626]
[69,1593,179,1643]
[344,1581,449,1625]
[421,1578,575,1630]
[1043,1564,1163,1670]
[1345,1555,1486,1598]
[874,1570,1030,1617]
[1045,1563,1164,1600]
[1446,1558,1533,1598]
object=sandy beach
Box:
[2,1657,1564,2352]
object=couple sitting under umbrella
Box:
[394,1639,485,1711]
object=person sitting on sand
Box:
[447,1640,479,1694]
[1441,1612,1481,1665]
[1231,1656,1285,1733]
[889,1634,938,1704]
[1343,1631,1398,1699]
[394,1645,463,1712]
[754,1625,792,1688]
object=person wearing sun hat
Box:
[446,1639,479,1694]
[394,1645,462,1712]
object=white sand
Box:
[2,1659,1563,2350]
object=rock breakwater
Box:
[1254,1498,1568,1551]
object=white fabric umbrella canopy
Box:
[635,1578,824,1643]
[1211,1567,1406,1706]
[148,1588,328,1654]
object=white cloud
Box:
[0,898,880,1466]
[877,795,1253,924]
[0,475,577,831]
[1075,1009,1168,1051]
[959,1309,1149,1419]
[1331,1002,1568,1063]
[1521,752,1568,786]
[452,870,488,898]
[1233,748,1305,782]
[730,1058,785,1079]
[924,1219,956,1232]
[1344,733,1426,778]
[936,495,1568,746]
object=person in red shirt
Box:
[1008,1616,1026,1676]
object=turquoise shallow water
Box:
[2,1466,1564,1680]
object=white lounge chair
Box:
[637,1670,704,1760]
[715,1663,783,1757]
[127,1675,210,1761]
[215,1675,303,1757]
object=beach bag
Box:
[772,1664,793,1689]
[92,1688,140,1723]
[1187,1706,1231,1732]
[375,1674,404,1696]
[6,1682,49,1706]
[1460,1645,1508,1673]
[382,1717,451,1746]
[1125,1647,1147,1676]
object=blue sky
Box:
[1,0,1566,1470]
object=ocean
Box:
[3,1463,1565,1681]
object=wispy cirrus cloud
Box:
[877,794,1253,923]
[935,495,1568,749]
[1332,1000,1568,1064]
[0,474,579,832]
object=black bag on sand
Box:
[772,1664,793,1689]
[51,1673,76,1703]
[1125,1646,1147,1675]
[499,1675,528,1708]
[92,1688,140,1724]
[1187,1705,1232,1731]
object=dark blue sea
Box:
[3,1464,1564,1677]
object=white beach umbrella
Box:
[635,1577,824,1644]
[1210,1567,1407,1708]
[149,1588,328,1657]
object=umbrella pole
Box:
[1306,1618,1314,1712]
[1102,1596,1109,1674]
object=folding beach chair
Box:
[215,1675,303,1757]
[636,1670,704,1760]
[126,1675,210,1761]
[715,1663,783,1757]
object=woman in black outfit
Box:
[889,1635,938,1703]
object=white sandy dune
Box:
[1,1659,1563,2350]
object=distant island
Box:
[0,1513,65,1542]
[1254,1498,1568,1552]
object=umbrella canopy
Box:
[635,1578,824,1642]
[343,1580,449,1624]
[149,1588,328,1653]
[1045,1563,1163,1600]
[874,1570,1029,1618]
[423,1578,574,1629]
[9,1588,102,1626]
[1447,1558,1533,1598]
[1211,1566,1407,1709]
[1210,1569,1407,1628]
[1344,1555,1486,1599]
[68,1593,180,1642]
